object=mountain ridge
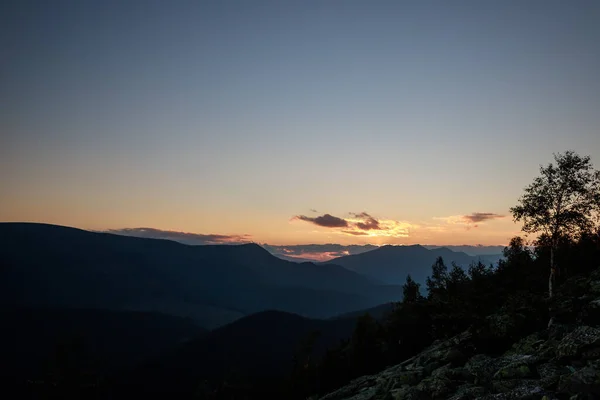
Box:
[0,222,402,328]
[323,243,502,285]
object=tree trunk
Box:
[549,246,555,299]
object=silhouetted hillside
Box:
[0,308,204,385]
[0,223,402,328]
[324,244,500,285]
[330,302,396,321]
[115,310,358,398]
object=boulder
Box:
[558,366,600,397]
[556,326,600,361]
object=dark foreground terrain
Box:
[1,222,599,400]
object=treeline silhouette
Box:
[275,231,600,400]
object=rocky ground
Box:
[315,268,600,400]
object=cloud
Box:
[342,230,370,236]
[463,213,505,223]
[431,212,506,231]
[293,214,349,228]
[292,211,414,238]
[435,213,505,226]
[105,227,252,245]
[350,212,381,230]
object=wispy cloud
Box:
[105,227,252,245]
[463,212,505,223]
[433,212,506,230]
[342,230,370,236]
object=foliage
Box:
[286,230,600,399]
[510,151,600,242]
[402,274,423,303]
[510,151,600,297]
[426,256,448,300]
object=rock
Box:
[415,376,454,399]
[588,280,600,296]
[547,323,574,341]
[506,333,546,356]
[445,348,468,367]
[493,363,535,380]
[536,362,571,389]
[491,379,540,394]
[431,363,452,379]
[393,369,423,386]
[558,366,600,397]
[465,354,537,385]
[581,298,600,326]
[478,380,544,399]
[319,375,380,400]
[557,326,600,361]
[431,364,471,382]
[316,271,600,400]
[446,384,486,400]
[389,385,419,400]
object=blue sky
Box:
[1,0,599,246]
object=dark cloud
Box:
[463,213,505,223]
[294,213,349,228]
[105,227,252,245]
[351,212,381,230]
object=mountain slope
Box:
[0,307,205,382]
[0,223,402,327]
[115,310,358,398]
[324,244,499,285]
[330,302,396,321]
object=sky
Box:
[2,0,600,249]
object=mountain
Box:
[423,245,506,256]
[330,302,396,321]
[0,223,403,328]
[0,307,204,384]
[114,310,358,399]
[323,244,501,285]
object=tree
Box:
[426,256,448,300]
[510,151,600,298]
[349,314,382,375]
[402,274,422,303]
[447,262,468,298]
[467,260,493,281]
[501,236,532,265]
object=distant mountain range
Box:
[0,223,403,329]
[422,245,506,256]
[323,244,503,285]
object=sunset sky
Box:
[2,1,600,247]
